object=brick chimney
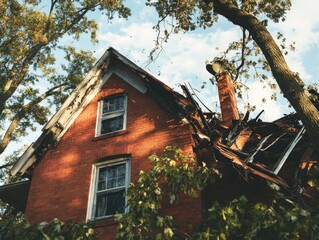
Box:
[206,60,239,127]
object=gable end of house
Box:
[10,48,191,178]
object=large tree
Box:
[0,0,130,155]
[146,0,319,154]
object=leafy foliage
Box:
[0,215,96,240]
[117,148,319,240]
[0,149,24,184]
[308,164,319,191]
[145,0,291,59]
[146,0,291,33]
[116,147,218,240]
[195,194,319,240]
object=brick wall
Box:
[25,74,201,239]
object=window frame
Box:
[87,158,130,220]
[95,94,128,137]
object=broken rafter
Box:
[226,111,249,147]
[214,142,289,188]
[187,83,215,114]
[230,127,252,151]
[259,132,287,151]
[245,134,272,163]
[181,84,212,135]
[299,143,316,170]
[292,144,315,196]
[273,126,306,175]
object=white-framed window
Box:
[87,158,130,220]
[96,94,127,136]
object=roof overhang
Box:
[0,180,31,212]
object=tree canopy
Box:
[0,0,130,155]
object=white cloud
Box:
[278,0,319,50]
[97,22,239,80]
[238,81,288,121]
[97,22,157,61]
[271,0,319,83]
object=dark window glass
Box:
[101,116,124,134]
[95,189,125,217]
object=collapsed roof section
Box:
[10,48,192,178]
[182,68,319,203]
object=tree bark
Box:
[213,0,319,155]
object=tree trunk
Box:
[213,0,319,155]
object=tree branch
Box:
[0,2,94,118]
[0,163,13,170]
[0,43,46,116]
[234,28,247,82]
[0,84,67,154]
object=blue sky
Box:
[1,0,319,163]
[90,0,319,121]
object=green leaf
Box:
[219,233,227,240]
[164,227,174,237]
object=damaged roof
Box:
[10,47,192,178]
[182,77,319,204]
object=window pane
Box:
[104,163,126,189]
[117,164,126,187]
[103,95,124,114]
[98,168,107,191]
[107,178,116,189]
[95,190,125,217]
[108,166,116,178]
[101,116,124,134]
[118,164,126,176]
[93,162,128,219]
[95,193,107,217]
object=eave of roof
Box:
[0,180,31,212]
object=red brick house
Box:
[1,48,318,238]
